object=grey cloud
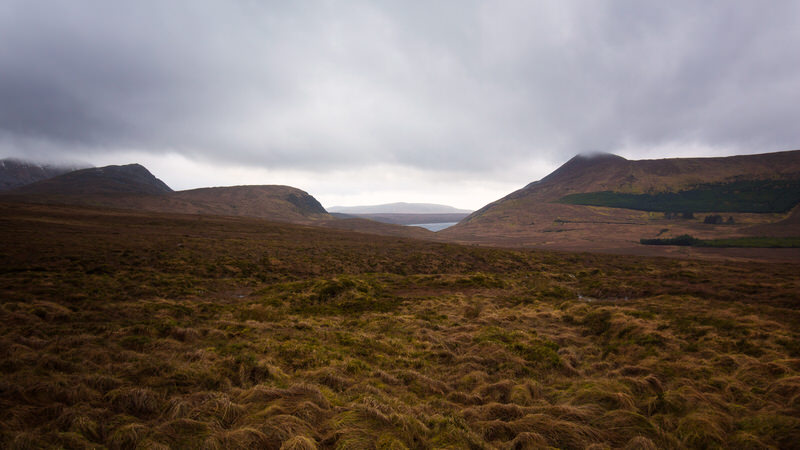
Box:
[1,0,799,173]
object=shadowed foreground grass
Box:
[1,203,799,449]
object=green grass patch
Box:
[641,235,800,248]
[559,178,800,213]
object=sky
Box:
[1,1,799,210]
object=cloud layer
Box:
[2,1,799,206]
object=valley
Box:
[1,150,799,448]
[4,3,800,448]
[0,202,799,448]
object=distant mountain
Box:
[443,150,800,253]
[0,158,82,191]
[330,212,470,226]
[328,202,472,214]
[9,163,173,195]
[6,177,327,224]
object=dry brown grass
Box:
[1,202,799,448]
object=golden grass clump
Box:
[675,410,732,449]
[477,379,517,404]
[260,414,315,445]
[507,431,549,449]
[202,427,272,450]
[54,409,101,442]
[623,435,658,450]
[107,387,163,418]
[511,413,602,448]
[155,418,211,447]
[192,392,246,428]
[570,383,636,411]
[280,435,318,450]
[107,423,149,450]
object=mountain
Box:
[0,158,82,191]
[477,150,800,207]
[328,202,472,214]
[0,162,437,239]
[442,150,800,254]
[327,202,472,226]
[163,185,329,222]
[9,163,173,195]
[330,212,471,226]
[2,164,327,221]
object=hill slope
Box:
[9,163,173,195]
[0,158,83,190]
[443,150,800,253]
[169,185,328,220]
[1,163,434,239]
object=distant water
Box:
[407,222,458,232]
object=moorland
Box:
[1,201,799,449]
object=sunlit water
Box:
[407,222,458,232]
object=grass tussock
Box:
[1,202,799,448]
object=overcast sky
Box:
[2,1,799,209]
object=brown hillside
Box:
[1,164,435,239]
[4,182,328,224]
[0,159,79,191]
[9,163,173,195]
[169,185,328,221]
[746,204,800,237]
[443,150,800,256]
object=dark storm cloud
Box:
[1,0,799,171]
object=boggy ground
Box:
[1,202,799,449]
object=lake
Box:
[407,222,458,232]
